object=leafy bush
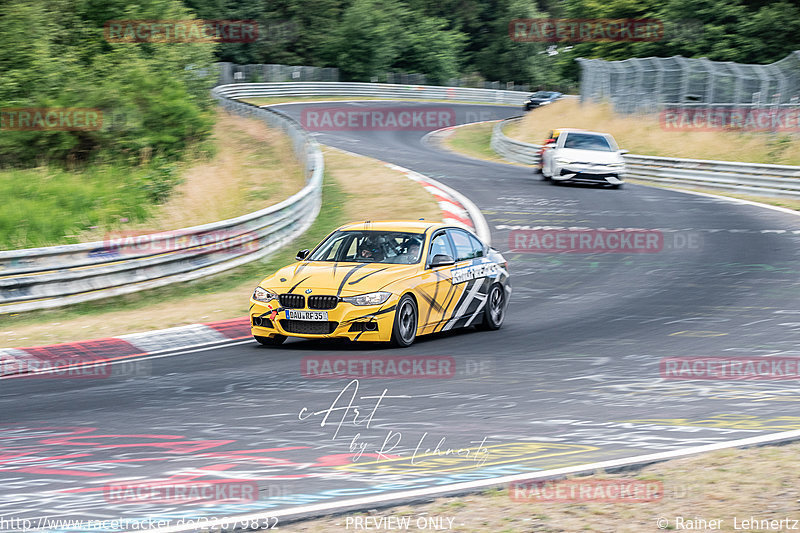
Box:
[0,0,216,167]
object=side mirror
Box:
[295,249,309,261]
[619,149,629,155]
[430,254,455,268]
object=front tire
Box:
[476,284,506,331]
[254,335,286,346]
[390,295,418,347]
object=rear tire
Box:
[476,284,506,331]
[390,295,418,347]
[254,335,286,346]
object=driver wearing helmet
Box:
[398,238,422,263]
[358,235,384,261]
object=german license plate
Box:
[286,310,328,321]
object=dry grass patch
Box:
[289,441,800,532]
[79,110,305,242]
[154,110,306,228]
[441,123,521,165]
[323,147,442,223]
[508,99,800,166]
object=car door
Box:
[416,229,460,334]
[440,229,493,330]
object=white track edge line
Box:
[633,182,800,218]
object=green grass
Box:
[443,122,523,165]
[0,164,156,249]
[0,172,346,327]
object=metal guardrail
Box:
[213,82,531,105]
[491,117,800,198]
[490,118,542,165]
[0,91,324,314]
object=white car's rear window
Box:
[563,133,615,152]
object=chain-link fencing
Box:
[578,52,800,115]
[216,63,341,85]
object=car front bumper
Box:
[249,297,398,342]
[553,165,625,184]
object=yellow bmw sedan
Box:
[249,221,511,347]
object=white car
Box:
[541,129,627,189]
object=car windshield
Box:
[308,230,425,264]
[531,91,555,98]
[563,133,615,151]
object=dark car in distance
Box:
[524,91,563,111]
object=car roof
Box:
[336,220,449,233]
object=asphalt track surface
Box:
[2,102,800,531]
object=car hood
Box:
[261,261,419,296]
[555,148,623,164]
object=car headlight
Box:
[252,286,278,302]
[555,157,573,165]
[341,291,392,306]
